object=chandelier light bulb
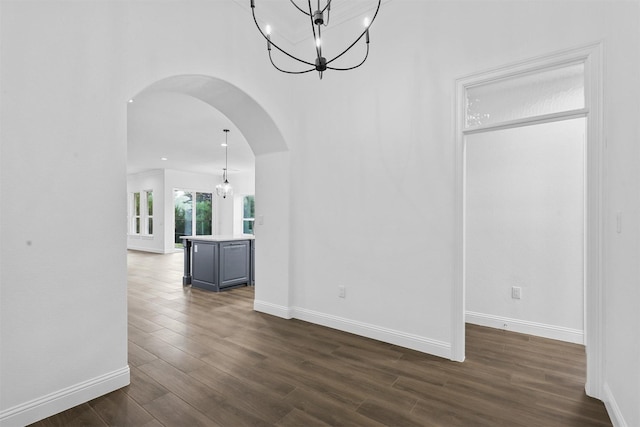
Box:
[265,24,271,35]
[364,17,370,28]
[315,37,322,48]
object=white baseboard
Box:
[466,311,584,344]
[126,245,165,254]
[603,382,628,427]
[253,302,451,359]
[0,366,130,427]
[253,300,293,319]
[293,307,451,359]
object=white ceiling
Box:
[127,91,255,177]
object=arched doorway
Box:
[128,74,292,317]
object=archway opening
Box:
[126,74,291,313]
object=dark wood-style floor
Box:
[31,251,611,427]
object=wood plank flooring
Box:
[30,250,611,426]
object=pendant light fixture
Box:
[250,0,381,79]
[216,129,233,199]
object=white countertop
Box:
[180,235,254,242]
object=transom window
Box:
[465,62,585,129]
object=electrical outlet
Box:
[338,285,346,298]
[511,286,521,299]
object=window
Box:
[147,191,153,235]
[243,195,255,234]
[133,192,141,234]
[465,63,585,129]
[130,190,153,236]
[195,192,213,235]
[174,190,213,248]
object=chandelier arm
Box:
[269,50,316,74]
[325,0,381,66]
[323,0,331,25]
[289,0,312,16]
[326,44,369,71]
[251,6,316,66]
[325,31,365,66]
[321,0,331,15]
[308,0,322,59]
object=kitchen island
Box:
[181,235,255,292]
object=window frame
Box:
[242,195,255,235]
[130,190,154,236]
[174,189,214,248]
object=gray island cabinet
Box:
[181,235,254,292]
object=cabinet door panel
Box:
[220,241,249,287]
[192,242,216,284]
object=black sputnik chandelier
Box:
[250,0,381,79]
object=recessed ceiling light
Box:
[160,157,168,161]
[128,99,134,103]
[221,143,228,147]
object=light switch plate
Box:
[338,285,346,298]
[512,286,521,299]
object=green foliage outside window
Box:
[147,192,153,216]
[243,195,255,235]
[196,192,213,235]
[174,190,213,246]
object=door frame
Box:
[452,43,603,398]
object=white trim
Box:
[466,311,584,344]
[253,300,293,319]
[582,42,604,399]
[126,245,165,254]
[252,303,451,359]
[453,43,604,395]
[293,307,451,359]
[0,366,130,427]
[463,108,588,135]
[603,383,628,427]
[452,64,467,362]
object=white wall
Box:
[0,2,130,425]
[285,1,639,424]
[466,119,585,343]
[127,169,165,253]
[600,3,640,425]
[253,151,292,317]
[1,1,279,424]
[1,1,638,426]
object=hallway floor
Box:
[30,251,611,426]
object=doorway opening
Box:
[126,75,291,312]
[453,44,603,398]
[466,118,586,343]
